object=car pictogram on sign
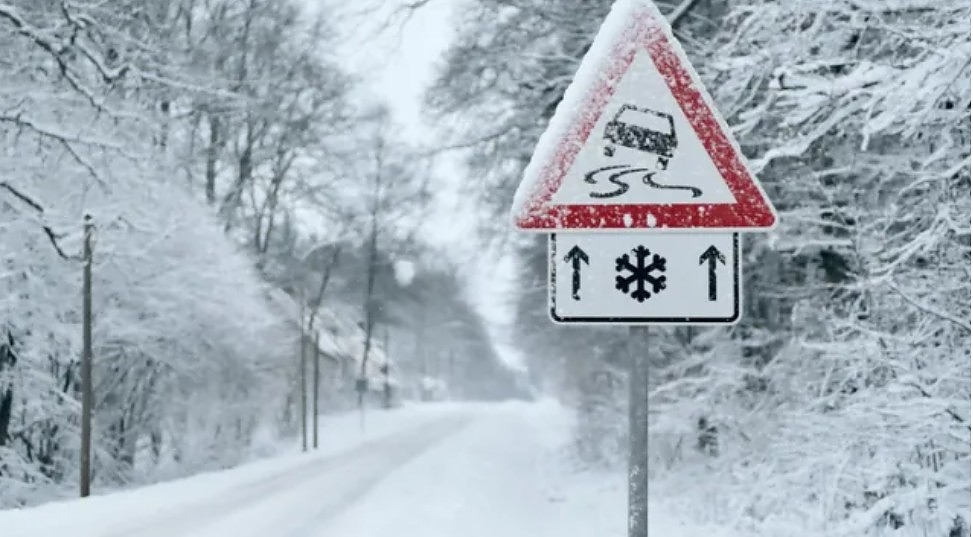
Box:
[602,104,677,171]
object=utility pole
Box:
[628,326,649,537]
[80,215,94,498]
[312,332,320,449]
[299,289,307,453]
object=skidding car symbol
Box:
[602,104,677,171]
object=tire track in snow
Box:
[281,417,470,537]
[108,415,471,537]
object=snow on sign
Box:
[550,232,740,324]
[511,0,777,231]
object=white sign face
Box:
[549,232,740,324]
[550,49,736,206]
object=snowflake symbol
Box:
[615,246,666,302]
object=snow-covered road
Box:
[2,401,726,537]
[109,416,472,537]
[317,401,606,537]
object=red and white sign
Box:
[511,0,777,232]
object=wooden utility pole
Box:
[628,326,649,537]
[80,215,94,498]
[312,332,320,449]
[299,291,307,453]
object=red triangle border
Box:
[515,5,776,231]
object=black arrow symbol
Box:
[699,245,726,301]
[564,245,590,300]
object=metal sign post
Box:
[628,326,649,536]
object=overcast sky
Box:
[312,0,525,369]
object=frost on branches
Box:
[649,1,971,534]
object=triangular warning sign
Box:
[511,0,777,231]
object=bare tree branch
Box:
[0,182,82,261]
[0,115,111,186]
[886,278,971,333]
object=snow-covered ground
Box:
[1,401,728,537]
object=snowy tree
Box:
[668,1,972,532]
[0,0,354,507]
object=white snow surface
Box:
[0,400,730,537]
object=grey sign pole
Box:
[628,325,649,537]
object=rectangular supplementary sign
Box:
[549,232,740,324]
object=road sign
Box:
[511,0,777,232]
[549,232,740,324]
[508,4,779,536]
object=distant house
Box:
[265,289,394,413]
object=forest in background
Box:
[427,0,971,535]
[0,0,521,508]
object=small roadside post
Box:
[355,377,368,431]
[508,1,779,535]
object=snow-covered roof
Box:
[265,288,389,381]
